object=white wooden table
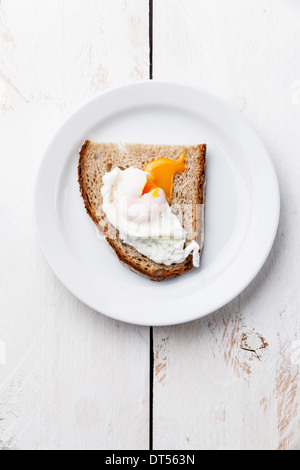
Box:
[1,0,300,450]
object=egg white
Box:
[101,167,200,267]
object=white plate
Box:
[34,81,280,326]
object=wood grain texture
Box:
[0,0,149,450]
[153,0,300,450]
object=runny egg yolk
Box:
[141,151,187,203]
[151,187,160,198]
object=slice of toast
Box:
[78,141,206,281]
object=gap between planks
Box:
[149,0,154,452]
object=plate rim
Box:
[33,80,280,326]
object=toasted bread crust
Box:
[78,140,206,281]
[78,140,100,226]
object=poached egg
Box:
[101,153,200,267]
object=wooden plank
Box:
[153,0,300,450]
[0,0,149,450]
